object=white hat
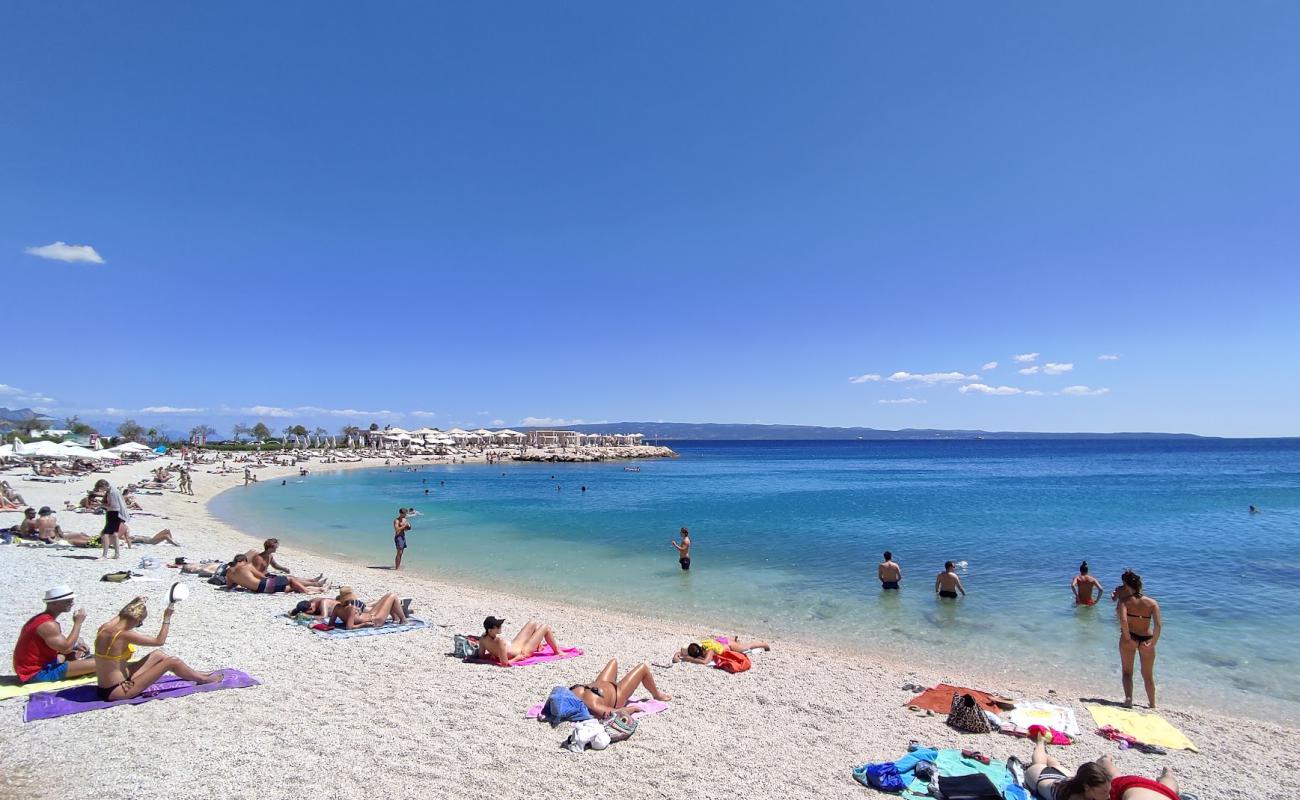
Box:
[44,585,75,603]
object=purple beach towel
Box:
[25,669,259,722]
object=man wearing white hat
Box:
[12,586,95,683]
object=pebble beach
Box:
[2,455,1296,800]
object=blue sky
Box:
[3,3,1298,437]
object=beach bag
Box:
[948,693,993,733]
[453,634,480,660]
[713,650,751,674]
[100,571,131,583]
[604,712,638,743]
[857,763,905,792]
[207,563,230,586]
[938,773,1001,800]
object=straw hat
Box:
[335,587,357,602]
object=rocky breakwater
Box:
[511,445,676,463]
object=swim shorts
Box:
[939,590,958,599]
[30,660,69,683]
[679,557,690,571]
[394,534,407,551]
[881,581,900,590]
[102,511,122,536]
[258,575,289,593]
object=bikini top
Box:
[95,629,136,661]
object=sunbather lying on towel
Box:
[55,528,181,548]
[179,560,225,577]
[570,658,671,718]
[324,587,410,629]
[224,554,323,594]
[478,616,567,666]
[672,635,770,665]
[1024,735,1113,800]
[94,596,220,701]
[1,481,26,506]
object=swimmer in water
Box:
[1249,505,1260,514]
[1072,561,1103,605]
[671,527,691,571]
[934,561,965,599]
[878,551,902,590]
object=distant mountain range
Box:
[519,422,1212,441]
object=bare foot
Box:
[200,671,224,684]
[652,691,672,702]
[1122,698,1133,708]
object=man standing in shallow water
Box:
[878,551,902,590]
[671,527,691,571]
[393,507,411,570]
[935,561,966,599]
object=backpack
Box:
[947,693,993,733]
[453,634,480,660]
[713,650,751,673]
[207,562,230,586]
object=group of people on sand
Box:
[13,585,222,701]
[4,502,180,550]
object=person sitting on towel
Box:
[9,507,41,539]
[224,554,323,594]
[570,658,672,718]
[478,616,567,666]
[672,635,770,665]
[94,596,220,701]
[244,537,297,575]
[13,585,97,683]
[325,587,410,629]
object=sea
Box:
[209,438,1300,722]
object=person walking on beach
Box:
[1072,561,1103,605]
[393,507,411,570]
[1117,570,1162,708]
[94,479,129,560]
[671,527,691,571]
[934,561,965,599]
[878,551,902,590]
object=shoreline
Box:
[2,455,1296,799]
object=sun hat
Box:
[43,585,75,603]
[169,582,190,603]
[483,615,506,630]
[38,506,53,516]
[336,586,357,602]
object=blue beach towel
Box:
[538,686,591,726]
[310,618,429,639]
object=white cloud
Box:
[491,419,505,426]
[1018,366,1040,375]
[239,406,296,418]
[0,384,55,405]
[1043,362,1074,375]
[409,410,437,418]
[476,411,491,416]
[140,406,206,414]
[1025,390,1045,396]
[521,417,583,426]
[959,383,1023,396]
[1098,354,1121,361]
[982,361,998,371]
[888,371,978,385]
[1013,352,1039,363]
[24,241,105,264]
[0,384,19,396]
[1061,385,1110,396]
[879,398,926,405]
[849,373,881,384]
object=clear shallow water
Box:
[210,439,1300,721]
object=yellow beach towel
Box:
[0,675,95,701]
[1084,704,1198,752]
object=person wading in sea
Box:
[393,507,411,570]
[878,551,902,590]
[934,561,966,599]
[670,527,691,571]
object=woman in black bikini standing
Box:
[1117,570,1161,709]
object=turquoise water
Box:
[210,439,1300,721]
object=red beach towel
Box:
[906,683,1003,715]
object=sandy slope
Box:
[0,457,1293,800]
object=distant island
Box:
[520,422,1213,441]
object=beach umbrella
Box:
[60,444,111,460]
[15,439,70,457]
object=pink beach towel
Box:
[526,696,669,720]
[471,643,584,667]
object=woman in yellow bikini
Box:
[94,597,219,701]
[671,635,770,664]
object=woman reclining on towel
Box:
[58,528,182,548]
[94,596,220,701]
[320,587,410,629]
[570,658,671,718]
[478,616,566,666]
[672,635,770,665]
